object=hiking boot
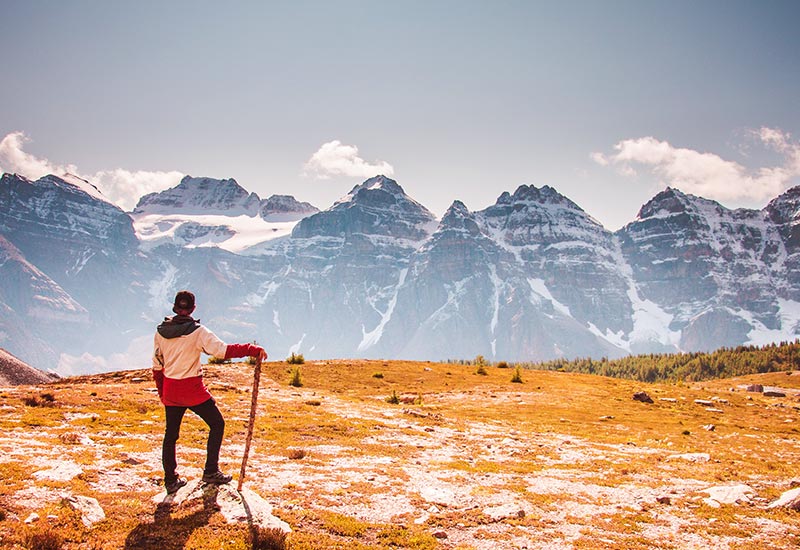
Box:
[165,477,187,494]
[202,470,232,485]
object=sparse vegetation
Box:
[372,372,384,379]
[288,448,308,460]
[321,511,368,537]
[386,390,400,404]
[207,356,231,365]
[2,357,800,549]
[511,365,524,383]
[250,525,288,550]
[22,393,56,407]
[23,528,63,550]
[287,352,305,365]
[289,366,303,387]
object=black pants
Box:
[162,398,225,482]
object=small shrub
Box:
[289,367,303,387]
[24,529,64,550]
[304,400,321,406]
[474,355,488,367]
[386,390,400,404]
[496,361,510,369]
[250,526,288,550]
[207,356,230,365]
[511,366,524,383]
[475,364,488,376]
[22,394,56,407]
[372,372,384,379]
[287,352,305,365]
[288,448,308,460]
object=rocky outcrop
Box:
[0,347,58,385]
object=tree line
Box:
[449,340,800,383]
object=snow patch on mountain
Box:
[743,299,800,346]
[359,268,408,352]
[132,213,297,254]
[528,278,571,317]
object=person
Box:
[152,290,267,494]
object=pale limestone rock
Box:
[33,461,83,482]
[64,495,105,528]
[701,484,754,507]
[768,487,800,510]
[155,480,290,533]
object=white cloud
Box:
[0,131,78,178]
[303,140,394,180]
[592,128,800,204]
[56,335,151,376]
[589,152,609,166]
[0,131,183,211]
[91,168,184,211]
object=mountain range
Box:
[2,171,800,375]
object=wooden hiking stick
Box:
[238,357,262,492]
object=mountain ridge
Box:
[3,170,800,374]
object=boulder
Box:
[746,384,764,393]
[633,391,654,403]
[64,495,105,528]
[156,480,290,533]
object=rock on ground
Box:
[154,480,291,533]
[64,495,106,528]
[701,484,754,507]
[769,488,800,511]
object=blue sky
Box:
[1,0,798,229]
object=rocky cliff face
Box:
[247,175,439,358]
[4,170,800,374]
[260,195,319,221]
[617,187,786,352]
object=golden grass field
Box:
[0,359,799,549]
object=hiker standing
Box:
[152,290,267,494]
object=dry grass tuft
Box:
[287,448,308,460]
[251,525,288,550]
[24,528,64,550]
[22,392,56,407]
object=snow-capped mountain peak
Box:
[133,175,261,216]
[130,176,318,254]
[296,176,436,241]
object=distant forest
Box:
[451,340,800,383]
[530,340,800,383]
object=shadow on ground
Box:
[123,486,221,550]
